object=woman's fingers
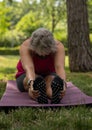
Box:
[32,90,39,96]
[60,90,66,98]
[28,88,40,99]
[60,82,67,98]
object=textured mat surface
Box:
[0,80,92,107]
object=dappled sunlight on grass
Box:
[0,55,19,80]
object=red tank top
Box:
[15,53,55,78]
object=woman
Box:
[15,28,67,104]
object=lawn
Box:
[0,55,92,130]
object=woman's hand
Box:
[60,81,67,98]
[28,81,39,99]
[28,88,39,99]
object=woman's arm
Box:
[19,39,35,81]
[54,41,66,81]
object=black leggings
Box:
[16,73,57,92]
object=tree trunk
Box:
[51,6,56,33]
[66,0,92,72]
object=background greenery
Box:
[0,0,92,129]
[0,0,92,48]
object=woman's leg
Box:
[16,73,26,92]
[45,74,66,103]
[17,74,48,103]
[51,76,64,104]
[16,73,38,92]
[45,74,56,99]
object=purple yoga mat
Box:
[0,80,92,107]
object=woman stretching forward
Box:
[15,28,67,104]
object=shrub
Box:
[0,47,19,55]
[16,11,44,38]
[0,30,26,47]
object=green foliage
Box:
[0,0,67,47]
[16,11,44,38]
[39,0,66,32]
[53,22,67,47]
[9,0,33,27]
[0,30,25,47]
[0,2,11,35]
[0,0,92,48]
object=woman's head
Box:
[30,28,57,56]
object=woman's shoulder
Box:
[55,40,65,51]
[22,37,31,46]
[20,38,33,52]
[19,38,33,58]
[54,40,65,57]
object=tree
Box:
[3,0,13,5]
[16,11,44,38]
[0,2,11,36]
[88,0,92,32]
[39,0,66,32]
[66,0,92,72]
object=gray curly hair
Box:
[30,28,57,55]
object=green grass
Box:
[0,107,92,130]
[0,55,92,130]
[0,55,19,81]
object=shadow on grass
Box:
[0,67,17,80]
[65,66,71,73]
[0,81,6,99]
[0,68,15,74]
